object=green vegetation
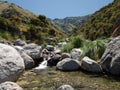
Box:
[62,35,111,60]
[0,1,66,44]
[52,15,90,34]
[77,0,120,40]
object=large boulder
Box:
[0,82,23,90]
[57,85,74,90]
[81,57,102,73]
[23,43,43,65]
[71,48,83,60]
[56,58,80,71]
[100,36,120,75]
[0,43,25,83]
[15,46,35,69]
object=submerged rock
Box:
[57,85,74,90]
[0,43,25,83]
[0,82,23,90]
[56,58,80,71]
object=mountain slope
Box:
[52,15,90,34]
[0,1,65,43]
[77,0,120,40]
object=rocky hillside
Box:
[77,0,120,40]
[51,15,90,34]
[0,1,65,44]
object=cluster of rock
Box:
[0,36,120,89]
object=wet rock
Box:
[33,60,48,74]
[56,58,80,71]
[0,81,23,90]
[100,36,120,75]
[81,57,102,73]
[57,85,74,90]
[71,48,83,60]
[47,54,61,66]
[0,43,25,83]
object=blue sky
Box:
[3,0,113,19]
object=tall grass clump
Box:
[62,35,111,60]
[62,35,84,53]
[71,35,84,48]
[82,38,111,60]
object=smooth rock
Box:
[0,43,25,83]
[81,57,102,73]
[0,81,23,90]
[56,58,80,71]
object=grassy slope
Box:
[0,1,66,44]
[77,0,120,40]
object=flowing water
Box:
[17,67,120,90]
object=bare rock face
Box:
[0,43,25,83]
[0,82,23,90]
[56,58,81,71]
[100,36,120,75]
[57,85,74,90]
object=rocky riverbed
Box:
[0,36,120,90]
[17,67,120,90]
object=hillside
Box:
[0,1,65,44]
[52,15,90,34]
[77,0,120,40]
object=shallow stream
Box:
[17,67,120,90]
